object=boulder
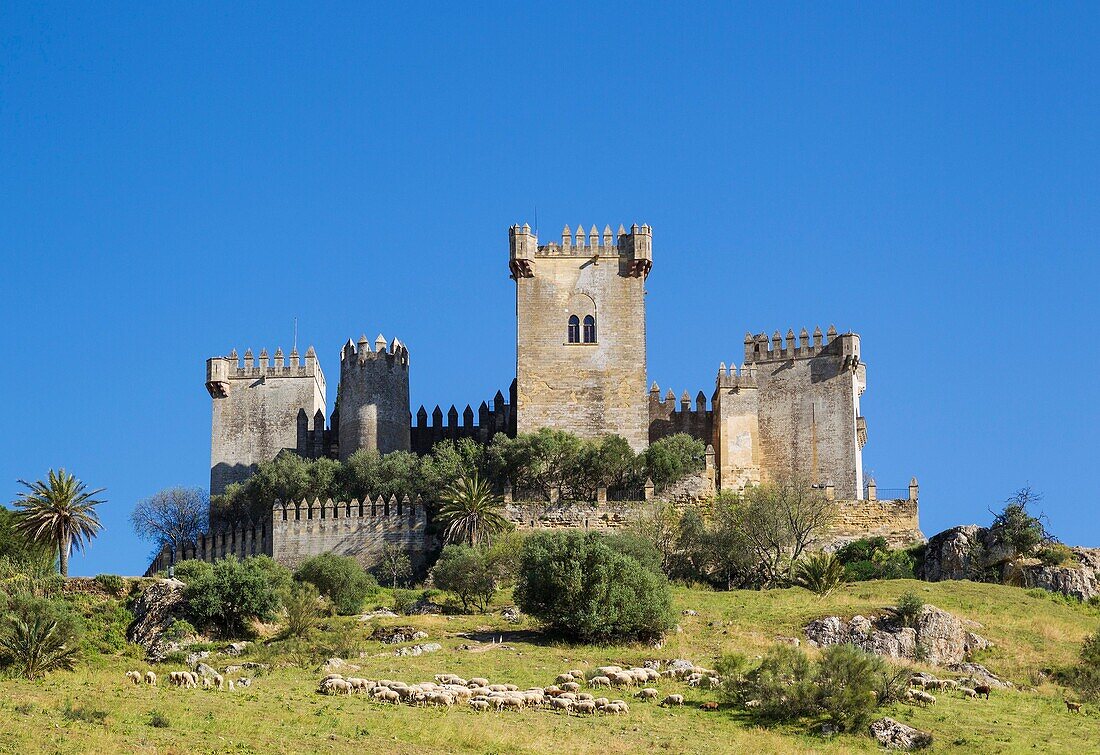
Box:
[948,662,1013,689]
[321,657,360,674]
[501,606,522,623]
[1018,548,1100,601]
[393,642,442,656]
[869,717,933,750]
[919,525,984,581]
[223,641,251,656]
[125,579,187,661]
[195,662,217,677]
[805,605,989,666]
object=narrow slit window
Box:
[567,315,580,343]
[583,315,596,343]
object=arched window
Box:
[583,315,596,343]
[567,315,580,343]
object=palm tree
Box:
[436,473,510,547]
[0,613,81,679]
[12,469,105,577]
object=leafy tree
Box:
[631,501,682,574]
[669,508,711,583]
[130,487,207,555]
[835,537,916,581]
[279,581,323,637]
[431,545,497,612]
[1081,629,1100,669]
[183,556,286,636]
[0,595,84,679]
[485,530,526,586]
[814,644,887,732]
[707,492,759,589]
[794,552,846,597]
[437,473,511,547]
[992,486,1054,558]
[418,439,488,495]
[721,644,817,721]
[215,451,339,524]
[641,433,705,486]
[514,531,674,643]
[12,469,105,577]
[377,542,413,589]
[0,507,54,571]
[295,553,378,615]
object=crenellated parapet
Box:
[410,379,517,454]
[340,333,410,370]
[509,222,652,278]
[743,326,860,371]
[206,345,323,399]
[336,333,412,459]
[715,362,758,390]
[648,383,713,445]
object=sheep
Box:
[699,701,719,711]
[543,685,564,697]
[660,694,684,707]
[320,674,344,683]
[495,696,524,711]
[125,670,142,685]
[144,671,157,686]
[374,688,401,703]
[573,700,597,714]
[567,669,584,679]
[346,678,373,693]
[593,697,610,709]
[602,702,624,714]
[595,666,622,676]
[428,692,455,707]
[909,676,929,688]
[1066,701,1083,713]
[555,673,575,684]
[911,690,936,706]
[468,677,490,688]
[561,681,581,693]
[557,692,577,702]
[610,699,629,713]
[549,697,572,712]
[575,692,594,701]
[959,687,978,699]
[636,688,659,701]
[939,679,959,690]
[468,699,491,711]
[235,677,252,688]
[322,678,353,696]
[488,684,509,693]
[227,679,235,691]
[202,677,213,690]
[588,675,612,688]
[974,684,992,700]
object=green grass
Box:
[0,580,1098,753]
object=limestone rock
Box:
[869,717,933,750]
[195,662,217,677]
[919,525,984,581]
[185,651,210,667]
[948,662,1013,689]
[223,641,251,656]
[500,606,522,623]
[125,579,187,661]
[804,605,989,666]
[1018,548,1100,601]
[393,642,442,656]
[321,657,360,674]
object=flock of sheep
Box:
[124,669,252,692]
[904,673,992,706]
[316,662,720,714]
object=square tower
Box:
[510,223,651,450]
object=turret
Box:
[336,333,411,459]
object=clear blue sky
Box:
[2,3,1097,576]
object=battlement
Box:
[648,382,713,445]
[206,346,323,398]
[273,495,423,521]
[340,333,410,369]
[715,363,759,390]
[410,380,517,454]
[743,326,860,368]
[509,222,652,278]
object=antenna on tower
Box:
[293,317,298,353]
[533,204,538,237]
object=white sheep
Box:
[549,697,572,712]
[588,675,612,688]
[555,673,575,684]
[213,673,225,691]
[561,681,581,693]
[468,699,491,711]
[660,694,684,707]
[636,688,659,701]
[125,670,142,685]
[322,678,353,695]
[144,671,157,686]
[595,666,622,676]
[573,700,597,714]
[959,686,978,698]
[468,677,490,688]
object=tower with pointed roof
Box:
[509,222,652,450]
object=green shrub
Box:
[835,538,915,581]
[794,553,845,596]
[183,556,285,636]
[391,589,419,615]
[815,644,885,732]
[148,710,170,728]
[895,591,924,628]
[726,644,817,721]
[172,559,213,584]
[642,434,706,486]
[280,581,323,638]
[1082,629,1100,668]
[514,531,674,643]
[295,553,378,615]
[93,574,125,596]
[431,545,497,612]
[0,597,85,679]
[1037,543,1077,567]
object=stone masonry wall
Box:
[512,224,651,451]
[336,335,411,459]
[823,498,924,550]
[206,347,326,495]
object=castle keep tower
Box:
[206,346,326,495]
[335,334,411,459]
[510,223,652,450]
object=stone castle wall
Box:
[335,335,411,459]
[511,224,651,451]
[206,347,326,495]
[823,496,923,550]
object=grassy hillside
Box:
[0,579,1098,754]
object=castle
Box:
[163,222,921,574]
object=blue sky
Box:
[1,3,1097,576]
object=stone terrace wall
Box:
[824,497,924,550]
[504,500,639,531]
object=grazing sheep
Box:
[212,673,225,691]
[611,699,629,713]
[549,697,572,712]
[959,687,978,698]
[322,678,353,696]
[125,671,142,685]
[428,692,455,707]
[589,676,612,688]
[660,694,684,707]
[202,677,213,690]
[345,678,372,693]
[558,692,577,702]
[561,681,581,693]
[636,688,659,701]
[974,684,992,700]
[374,688,401,703]
[468,699,491,711]
[543,685,563,697]
[497,696,524,711]
[745,699,761,709]
[573,700,597,714]
[227,679,235,691]
[595,666,622,676]
[488,684,509,693]
[940,679,959,690]
[909,676,928,688]
[912,690,936,706]
[699,701,719,711]
[145,671,157,686]
[575,692,594,701]
[602,702,624,714]
[1066,701,1083,713]
[555,673,575,684]
[468,677,490,688]
[235,677,252,688]
[593,697,610,709]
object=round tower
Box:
[336,333,411,459]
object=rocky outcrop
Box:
[948,662,1013,689]
[869,718,933,750]
[920,525,1100,601]
[804,605,989,666]
[1019,548,1100,601]
[125,578,187,661]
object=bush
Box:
[642,434,706,486]
[171,559,213,584]
[895,591,924,628]
[794,553,845,596]
[722,644,817,721]
[431,545,497,612]
[835,538,916,581]
[183,556,286,636]
[148,710,170,728]
[280,581,323,637]
[93,574,125,596]
[992,486,1053,558]
[514,531,674,643]
[295,553,378,615]
[815,644,885,731]
[1037,543,1077,567]
[391,589,419,615]
[0,597,85,679]
[162,619,196,642]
